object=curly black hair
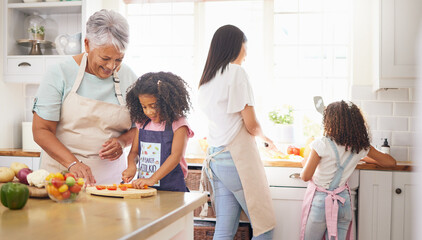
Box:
[126,72,191,124]
[323,100,371,154]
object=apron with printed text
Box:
[40,53,132,184]
[300,138,354,240]
[138,119,188,192]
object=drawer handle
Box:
[395,188,402,194]
[18,62,31,67]
[289,173,301,179]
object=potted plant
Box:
[268,105,295,143]
[28,25,45,40]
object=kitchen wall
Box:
[0,2,26,148]
[0,0,417,161]
[351,87,416,162]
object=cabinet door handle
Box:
[395,188,402,194]
[289,173,301,179]
[18,62,31,67]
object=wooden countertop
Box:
[0,149,40,157]
[186,157,413,171]
[0,191,207,240]
[0,149,412,171]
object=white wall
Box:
[0,2,26,148]
[352,0,374,86]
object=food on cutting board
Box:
[94,183,147,191]
[10,162,29,177]
[0,167,15,183]
[17,168,33,185]
[1,182,29,210]
[45,171,84,203]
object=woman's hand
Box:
[99,137,124,160]
[132,177,157,189]
[122,166,137,183]
[68,162,96,185]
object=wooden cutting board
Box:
[86,186,157,199]
[0,181,48,198]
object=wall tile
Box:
[361,102,393,116]
[409,117,417,131]
[390,146,409,162]
[377,88,409,101]
[394,102,416,116]
[351,86,376,101]
[409,147,416,162]
[366,116,377,130]
[377,117,408,131]
[392,132,415,146]
[409,88,416,101]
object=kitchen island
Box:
[0,191,207,240]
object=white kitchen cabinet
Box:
[2,0,102,83]
[373,0,422,89]
[265,167,359,240]
[391,171,415,240]
[0,156,40,170]
[358,170,414,240]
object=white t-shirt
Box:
[198,63,255,147]
[311,136,370,189]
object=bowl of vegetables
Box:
[45,171,84,203]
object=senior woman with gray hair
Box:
[32,9,137,185]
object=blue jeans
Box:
[209,146,274,240]
[304,190,352,240]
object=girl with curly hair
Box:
[300,100,396,240]
[122,72,194,192]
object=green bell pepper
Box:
[1,182,29,210]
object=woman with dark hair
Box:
[300,100,396,240]
[198,24,277,239]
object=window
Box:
[123,0,352,142]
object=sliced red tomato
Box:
[106,186,117,190]
[119,185,128,191]
[95,185,106,190]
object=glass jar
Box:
[24,12,45,40]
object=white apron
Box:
[40,53,132,184]
[201,124,276,237]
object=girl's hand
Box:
[99,137,124,161]
[132,177,157,189]
[121,166,137,183]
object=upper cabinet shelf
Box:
[7,1,82,14]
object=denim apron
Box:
[300,139,354,240]
[138,119,188,192]
[40,53,131,184]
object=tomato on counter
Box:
[287,146,301,156]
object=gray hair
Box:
[85,9,129,52]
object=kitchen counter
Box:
[185,156,413,171]
[0,191,207,240]
[0,149,412,171]
[0,148,40,157]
